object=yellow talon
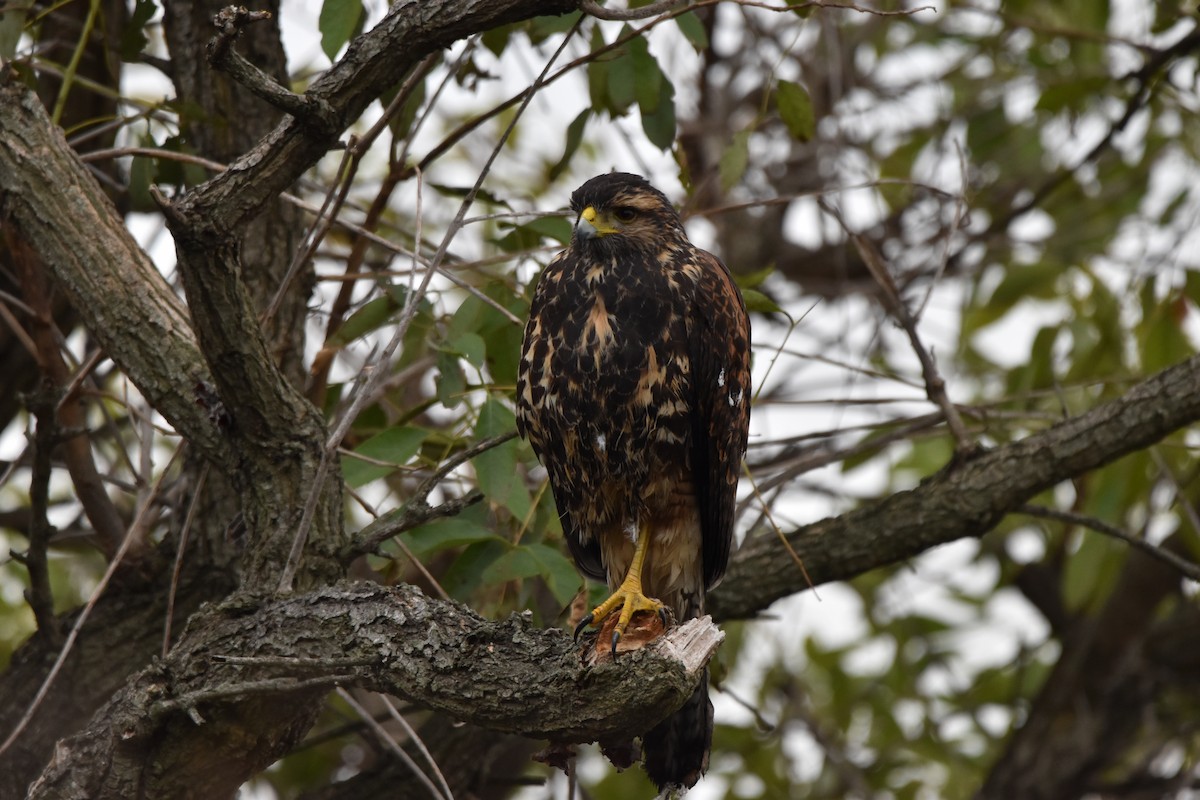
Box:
[573,524,670,655]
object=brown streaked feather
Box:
[687,249,751,590]
[515,172,751,790]
[515,172,750,612]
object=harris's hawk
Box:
[515,172,751,790]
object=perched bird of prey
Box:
[515,172,751,790]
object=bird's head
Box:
[568,172,686,252]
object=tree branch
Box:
[171,0,579,234]
[0,81,230,466]
[710,352,1200,621]
[27,583,721,799]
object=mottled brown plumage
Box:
[515,173,751,790]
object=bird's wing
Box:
[686,249,751,590]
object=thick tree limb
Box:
[0,81,229,466]
[26,583,720,799]
[709,352,1200,620]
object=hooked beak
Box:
[575,206,615,239]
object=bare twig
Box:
[211,654,377,669]
[581,0,682,20]
[337,687,449,800]
[821,199,974,455]
[982,25,1200,246]
[0,447,182,757]
[349,430,517,557]
[23,391,61,641]
[207,6,339,135]
[308,51,442,403]
[78,145,523,326]
[1019,504,1200,583]
[380,694,456,800]
[152,674,359,718]
[351,490,485,561]
[163,464,205,657]
[13,233,127,554]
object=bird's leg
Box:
[574,523,670,655]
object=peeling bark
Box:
[26,584,719,800]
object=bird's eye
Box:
[613,207,637,223]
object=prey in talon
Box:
[573,520,673,656]
[515,173,751,792]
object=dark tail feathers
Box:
[642,669,713,791]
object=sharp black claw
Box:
[610,629,621,657]
[658,607,670,628]
[574,613,594,641]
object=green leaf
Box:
[732,264,775,290]
[585,26,629,117]
[550,109,591,180]
[525,542,583,608]
[1062,529,1124,612]
[429,184,511,208]
[528,10,583,41]
[330,294,400,346]
[993,264,1063,305]
[742,287,784,315]
[1137,290,1191,374]
[495,216,572,252]
[0,0,32,62]
[319,0,363,61]
[442,540,508,601]
[401,507,503,559]
[436,351,467,408]
[606,31,637,113]
[473,397,531,519]
[127,134,157,213]
[481,24,514,57]
[342,425,427,488]
[481,545,543,585]
[1035,75,1109,115]
[675,11,709,51]
[120,0,157,61]
[630,37,662,114]
[719,130,751,192]
[448,331,487,368]
[522,215,573,245]
[777,80,815,142]
[640,73,676,150]
[1184,270,1200,309]
[378,74,427,139]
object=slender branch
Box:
[0,448,180,758]
[282,18,581,589]
[348,430,517,557]
[152,675,361,718]
[1019,504,1200,583]
[337,688,450,800]
[11,228,127,554]
[379,694,456,800]
[986,25,1200,241]
[0,81,232,466]
[581,0,681,20]
[821,199,974,454]
[709,352,1200,621]
[163,465,206,657]
[207,6,339,135]
[22,391,61,641]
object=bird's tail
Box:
[642,668,713,791]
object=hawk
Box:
[515,172,751,790]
